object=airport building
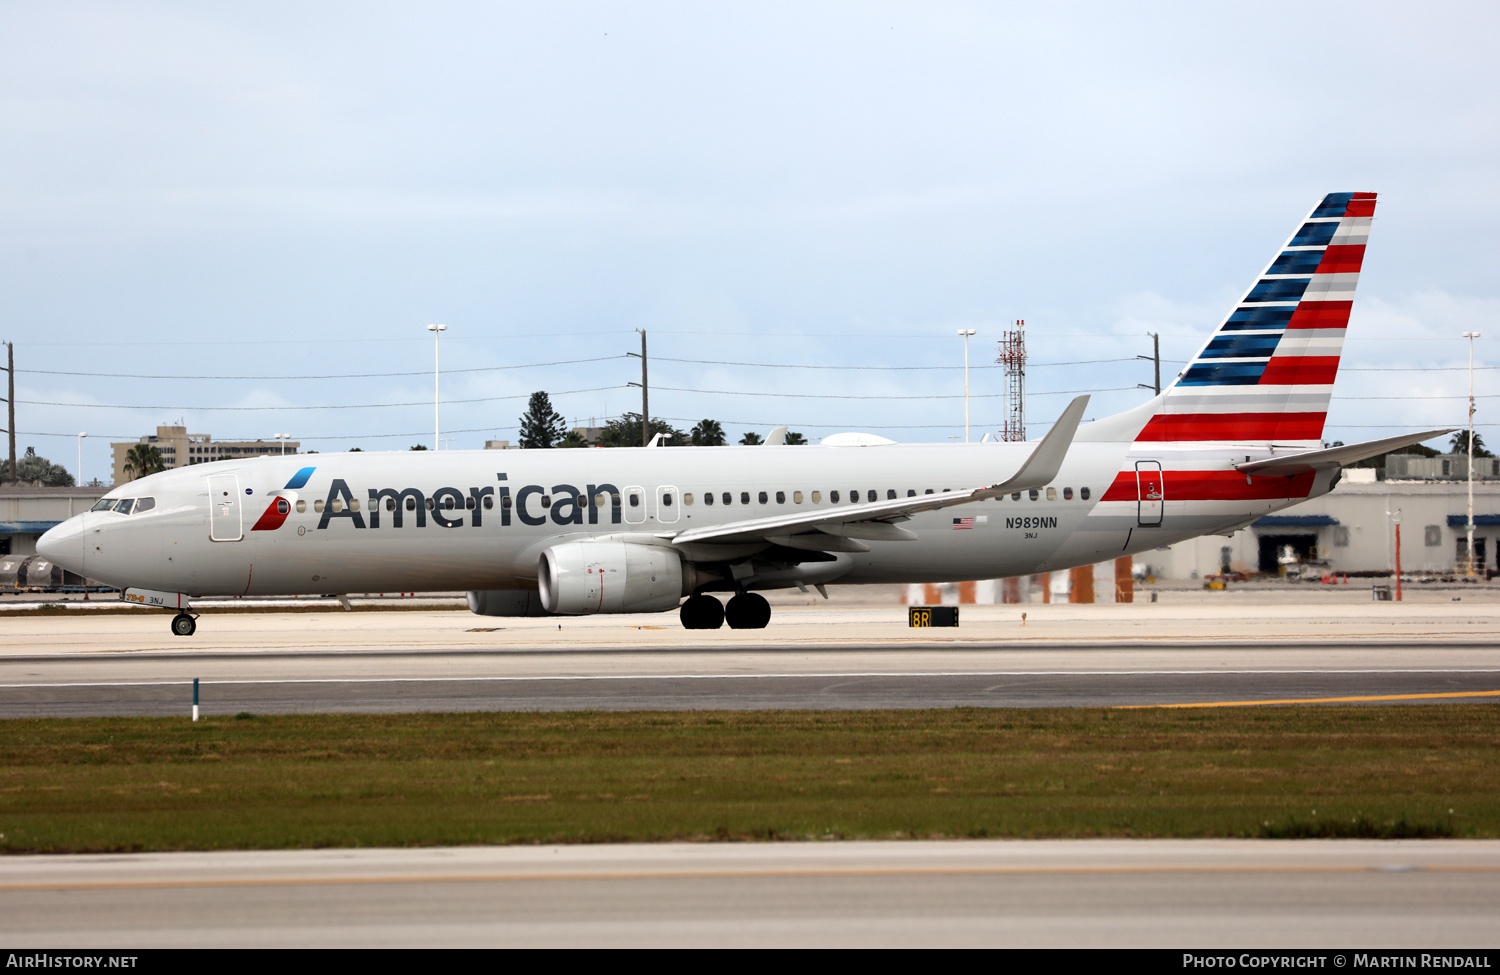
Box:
[112,426,300,485]
[1144,468,1500,580]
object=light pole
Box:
[77,432,86,487]
[1463,331,1481,576]
[274,433,290,455]
[427,324,447,449]
[957,329,976,442]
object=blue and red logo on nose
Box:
[250,467,315,532]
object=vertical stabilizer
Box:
[1134,192,1376,446]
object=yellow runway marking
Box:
[1118,689,1500,709]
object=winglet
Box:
[977,395,1089,498]
[764,426,788,446]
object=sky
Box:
[2,2,1498,482]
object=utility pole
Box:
[1463,331,1481,576]
[4,342,13,481]
[1137,332,1161,395]
[628,330,649,447]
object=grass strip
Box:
[0,705,1494,852]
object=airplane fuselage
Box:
[47,435,1330,600]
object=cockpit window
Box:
[135,497,155,513]
[91,499,117,512]
[114,499,135,515]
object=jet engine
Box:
[466,590,550,617]
[538,540,685,615]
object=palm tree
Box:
[122,444,165,482]
[691,419,726,446]
[1450,430,1493,458]
[739,431,764,445]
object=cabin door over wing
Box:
[207,474,244,541]
[1136,461,1164,527]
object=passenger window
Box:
[1028,490,1038,501]
[331,499,343,513]
[1046,487,1056,501]
[407,497,418,511]
[684,493,694,506]
[662,493,673,507]
[629,493,639,507]
[776,491,785,504]
[758,491,767,504]
[135,497,155,513]
[704,492,715,506]
[1080,487,1091,500]
[484,496,494,510]
[1063,487,1074,500]
[887,490,896,500]
[1011,492,1021,501]
[741,492,751,505]
[811,491,822,503]
[385,498,395,512]
[443,497,455,510]
[830,490,840,503]
[314,500,325,513]
[925,489,934,495]
[424,498,434,511]
[793,491,804,504]
[502,495,513,509]
[868,490,878,503]
[721,492,731,505]
[907,490,915,498]
[466,496,475,510]
[276,499,289,514]
[540,495,551,508]
[350,499,360,512]
[297,500,307,513]
[594,494,607,508]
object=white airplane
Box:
[39,192,1450,636]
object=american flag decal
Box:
[952,517,974,530]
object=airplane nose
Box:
[37,514,86,577]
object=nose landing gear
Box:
[170,613,197,637]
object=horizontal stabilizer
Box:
[1235,428,1456,476]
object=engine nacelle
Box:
[467,589,550,617]
[538,540,684,615]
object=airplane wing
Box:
[1234,428,1456,477]
[668,395,1090,550]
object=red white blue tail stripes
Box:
[1136,192,1375,445]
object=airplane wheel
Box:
[725,592,771,629]
[680,594,725,630]
[171,613,196,637]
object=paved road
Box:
[1,645,1498,716]
[3,840,1497,947]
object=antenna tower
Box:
[996,319,1027,441]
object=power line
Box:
[18,385,628,412]
[17,355,628,381]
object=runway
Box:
[0,599,1497,716]
[4,840,1498,947]
[3,656,1500,716]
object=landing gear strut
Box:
[170,613,197,637]
[679,594,725,629]
[725,592,771,629]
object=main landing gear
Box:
[679,592,771,630]
[170,612,197,637]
